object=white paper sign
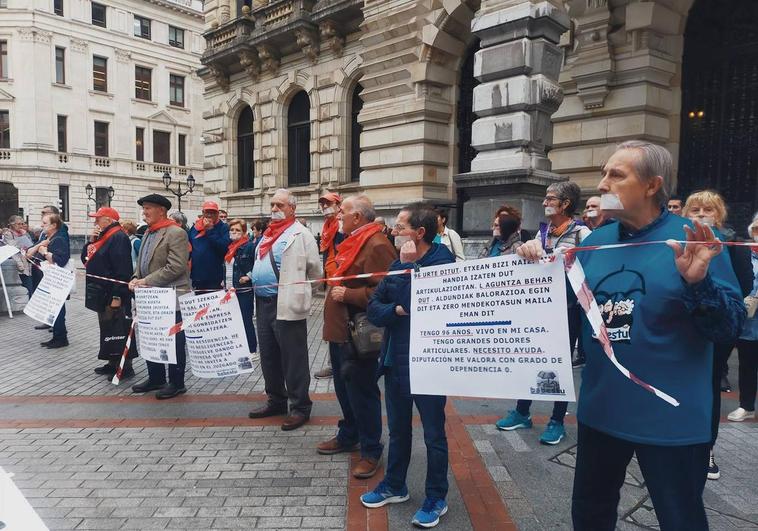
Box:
[135,287,177,364]
[23,263,75,325]
[179,290,255,378]
[0,245,20,264]
[410,254,576,401]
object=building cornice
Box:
[143,0,204,19]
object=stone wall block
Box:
[471,112,532,151]
[473,74,562,116]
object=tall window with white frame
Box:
[153,131,170,164]
[134,15,151,40]
[55,47,65,84]
[54,0,63,16]
[94,121,108,157]
[169,26,184,49]
[0,111,9,149]
[135,66,151,101]
[135,127,144,161]
[287,91,310,187]
[169,74,184,107]
[0,40,7,80]
[58,185,69,222]
[237,106,254,190]
[91,2,106,27]
[93,56,107,92]
[57,115,67,152]
[350,84,363,182]
[178,134,186,167]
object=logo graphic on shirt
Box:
[530,370,565,396]
[592,266,646,343]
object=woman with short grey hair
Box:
[2,215,34,298]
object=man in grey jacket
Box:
[249,188,323,430]
[129,194,191,400]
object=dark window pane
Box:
[178,134,186,166]
[169,75,184,107]
[237,106,254,190]
[0,41,7,79]
[58,185,69,222]
[57,115,67,152]
[0,110,9,149]
[350,84,363,182]
[91,2,106,26]
[95,187,110,208]
[94,121,108,157]
[54,0,63,16]
[457,40,480,175]
[135,127,144,161]
[135,66,151,100]
[169,26,184,49]
[153,130,170,164]
[93,56,107,92]
[134,16,150,39]
[287,92,310,186]
[55,47,65,84]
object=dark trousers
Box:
[19,273,33,299]
[384,366,448,500]
[237,293,257,353]
[146,311,186,387]
[53,303,67,340]
[737,339,758,411]
[572,423,709,531]
[711,350,720,447]
[256,295,312,416]
[330,342,383,460]
[192,282,223,292]
[714,341,733,378]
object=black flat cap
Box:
[137,194,172,209]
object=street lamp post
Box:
[162,172,195,212]
[85,184,116,216]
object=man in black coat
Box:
[81,207,135,378]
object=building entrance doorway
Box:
[0,182,18,225]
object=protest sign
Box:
[0,245,20,264]
[179,290,255,378]
[135,287,176,364]
[23,263,75,326]
[409,254,576,401]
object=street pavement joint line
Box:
[0,416,343,429]
[0,393,338,404]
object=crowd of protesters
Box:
[1,139,757,529]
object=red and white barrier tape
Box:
[111,320,136,386]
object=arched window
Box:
[287,91,310,187]
[350,83,363,182]
[237,106,254,190]
[457,39,480,174]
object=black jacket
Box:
[721,226,754,297]
[80,223,133,312]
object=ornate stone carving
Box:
[257,44,280,76]
[70,38,89,53]
[319,21,344,56]
[114,48,132,63]
[238,50,260,81]
[17,29,52,43]
[208,64,230,91]
[219,2,231,23]
[295,28,319,63]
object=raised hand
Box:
[516,239,543,261]
[666,221,723,285]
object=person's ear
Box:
[647,176,663,199]
[417,226,426,242]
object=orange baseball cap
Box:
[202,200,220,212]
[318,192,342,204]
[88,207,120,221]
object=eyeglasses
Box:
[393,224,408,232]
[544,196,561,203]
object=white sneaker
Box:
[727,407,755,422]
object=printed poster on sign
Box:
[179,290,255,378]
[135,287,177,364]
[23,263,75,326]
[409,254,576,401]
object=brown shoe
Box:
[281,414,309,431]
[248,404,287,419]
[317,436,360,455]
[314,367,333,379]
[352,456,381,479]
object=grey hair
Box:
[346,194,376,222]
[616,140,672,206]
[169,211,187,226]
[274,188,297,207]
[546,181,582,216]
[8,215,23,224]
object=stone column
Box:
[454,1,569,233]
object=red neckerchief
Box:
[85,224,123,266]
[320,216,339,253]
[193,218,218,238]
[550,219,572,237]
[258,218,296,259]
[225,236,249,263]
[146,218,179,234]
[330,222,383,283]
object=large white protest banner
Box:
[23,263,75,326]
[135,287,176,364]
[0,245,20,264]
[179,290,255,378]
[410,254,576,401]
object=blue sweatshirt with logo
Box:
[576,210,745,445]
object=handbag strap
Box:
[268,249,280,282]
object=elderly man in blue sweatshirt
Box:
[518,140,745,531]
[189,200,230,291]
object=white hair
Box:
[274,188,297,207]
[616,140,673,206]
[345,194,376,222]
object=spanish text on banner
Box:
[135,287,177,364]
[23,263,75,326]
[409,254,576,401]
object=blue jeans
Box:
[572,423,709,531]
[384,366,448,500]
[53,303,67,340]
[330,342,383,460]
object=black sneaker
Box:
[94,364,117,375]
[34,324,51,330]
[720,375,731,393]
[44,338,69,349]
[155,383,187,400]
[707,451,720,480]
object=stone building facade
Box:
[200,0,758,235]
[0,0,205,240]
